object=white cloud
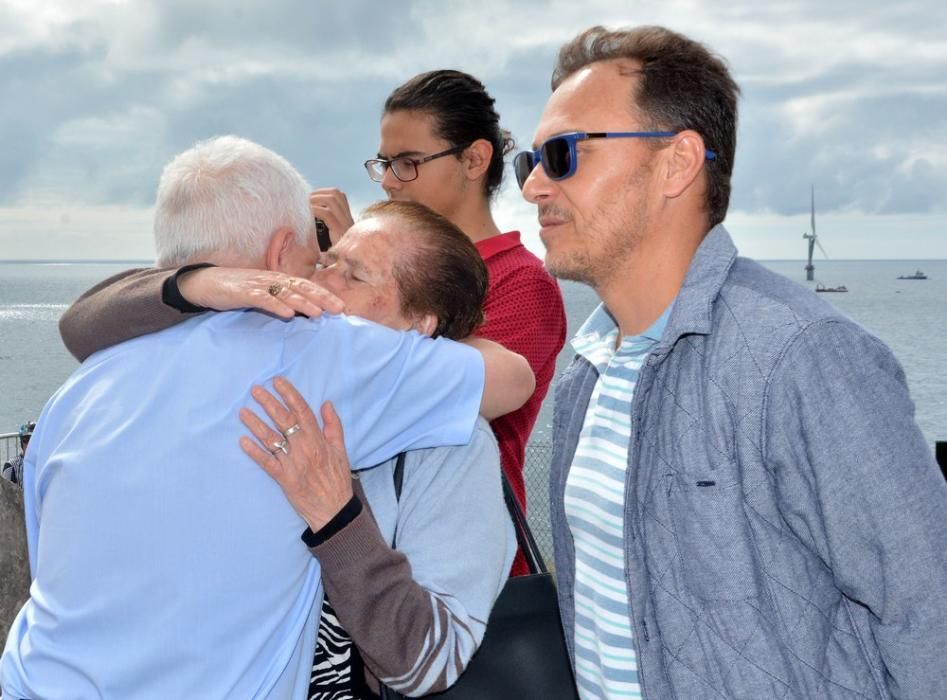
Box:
[1,0,946,259]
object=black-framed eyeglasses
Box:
[513,131,717,189]
[364,144,469,183]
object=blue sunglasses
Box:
[513,131,717,189]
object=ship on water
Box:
[815,283,848,293]
[897,270,928,280]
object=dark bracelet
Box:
[161,263,217,313]
[301,495,363,548]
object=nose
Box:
[521,160,553,204]
[381,164,402,196]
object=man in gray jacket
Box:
[513,24,947,699]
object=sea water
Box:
[2,260,945,444]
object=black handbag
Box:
[381,457,579,699]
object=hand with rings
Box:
[268,422,300,454]
[176,266,345,320]
[239,376,353,532]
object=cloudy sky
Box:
[1,0,945,261]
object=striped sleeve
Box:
[310,494,485,696]
[310,424,513,695]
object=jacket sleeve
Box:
[310,425,514,696]
[59,268,198,361]
[764,319,947,699]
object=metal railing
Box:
[522,440,555,565]
[1,432,20,465]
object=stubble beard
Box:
[543,188,649,290]
[544,239,596,286]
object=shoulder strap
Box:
[393,452,406,501]
[391,452,406,548]
[500,469,548,575]
[390,451,548,575]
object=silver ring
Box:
[270,439,289,455]
[284,423,301,437]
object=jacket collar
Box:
[654,224,737,353]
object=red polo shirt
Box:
[475,231,566,575]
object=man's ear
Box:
[412,313,438,337]
[462,139,493,183]
[662,130,708,199]
[265,227,296,272]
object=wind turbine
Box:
[802,185,827,281]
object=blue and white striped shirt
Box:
[566,304,670,699]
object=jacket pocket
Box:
[669,477,758,601]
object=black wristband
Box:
[301,494,363,548]
[161,263,217,313]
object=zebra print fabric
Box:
[309,593,375,700]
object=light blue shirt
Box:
[1,310,483,699]
[567,304,670,699]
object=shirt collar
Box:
[475,231,522,260]
[571,302,673,366]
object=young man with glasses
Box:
[313,71,566,577]
[516,24,947,700]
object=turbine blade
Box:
[816,238,829,259]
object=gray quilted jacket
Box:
[550,225,947,699]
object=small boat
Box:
[816,283,848,293]
[897,270,927,280]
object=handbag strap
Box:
[500,467,549,575]
[391,450,548,575]
[391,452,407,549]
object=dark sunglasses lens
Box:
[513,152,536,189]
[542,137,572,180]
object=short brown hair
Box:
[360,201,487,340]
[553,26,740,228]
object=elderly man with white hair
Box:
[0,136,533,699]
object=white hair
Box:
[154,135,315,267]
